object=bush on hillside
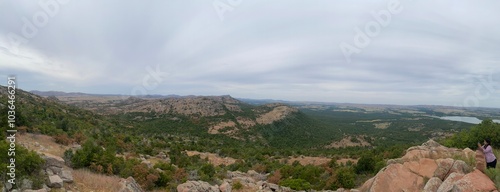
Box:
[279,178,312,190]
[444,119,500,149]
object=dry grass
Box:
[72,169,123,192]
[17,133,70,157]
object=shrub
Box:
[445,120,500,149]
[279,178,312,190]
[232,180,243,190]
[63,149,74,167]
[267,170,282,184]
[132,164,159,190]
[54,133,73,145]
[200,163,216,178]
[355,154,376,174]
[335,167,356,189]
[485,168,500,189]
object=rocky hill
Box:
[36,92,300,139]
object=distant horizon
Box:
[17,87,500,109]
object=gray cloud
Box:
[0,0,499,107]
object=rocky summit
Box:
[359,139,497,192]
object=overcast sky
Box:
[1,1,499,107]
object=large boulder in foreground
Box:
[452,169,497,192]
[368,163,425,192]
[358,139,495,192]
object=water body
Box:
[439,116,500,124]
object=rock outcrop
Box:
[119,176,144,192]
[176,170,293,192]
[177,181,219,192]
[41,152,65,168]
[359,139,497,192]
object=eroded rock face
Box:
[403,158,437,178]
[369,163,425,192]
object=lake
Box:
[439,116,500,124]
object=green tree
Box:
[335,167,355,189]
[355,154,376,174]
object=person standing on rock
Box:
[478,138,497,169]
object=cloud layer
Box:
[1,0,499,107]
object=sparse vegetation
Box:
[232,180,243,190]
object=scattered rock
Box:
[177,181,219,192]
[42,153,65,168]
[61,169,74,183]
[119,177,144,192]
[23,189,48,192]
[47,175,64,188]
[71,144,82,150]
[157,152,167,159]
[21,178,33,190]
[219,181,231,192]
[141,160,152,168]
[248,170,267,181]
[259,182,293,192]
[47,166,62,175]
[4,181,13,191]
